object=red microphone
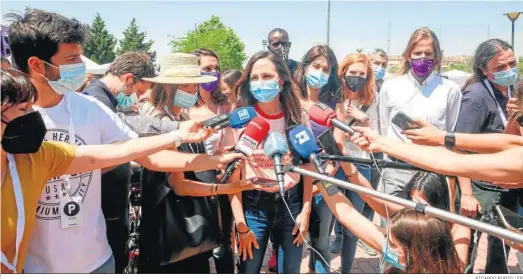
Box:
[220,116,270,183]
[235,116,271,155]
[309,103,355,135]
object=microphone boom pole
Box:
[287,165,523,244]
[319,154,425,172]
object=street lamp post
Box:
[504,12,522,50]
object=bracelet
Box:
[237,226,250,235]
[238,231,251,239]
[346,168,359,179]
[215,183,220,195]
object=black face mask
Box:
[345,76,367,93]
[1,111,47,154]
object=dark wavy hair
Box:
[232,51,302,124]
[294,45,342,104]
[1,68,38,111]
[405,172,450,211]
[462,39,513,91]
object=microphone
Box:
[288,125,340,196]
[288,125,322,171]
[263,132,288,195]
[309,103,355,135]
[220,116,271,183]
[202,106,257,130]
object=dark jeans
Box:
[308,195,334,273]
[239,189,303,274]
[213,195,235,274]
[363,153,382,223]
[333,164,370,274]
[101,163,131,274]
[467,183,519,274]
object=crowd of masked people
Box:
[1,8,523,274]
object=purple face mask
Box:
[410,58,434,78]
[200,72,220,92]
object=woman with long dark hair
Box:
[292,45,342,273]
[226,51,310,274]
[315,169,463,273]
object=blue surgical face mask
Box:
[173,89,199,108]
[306,68,329,89]
[43,61,87,95]
[380,238,407,273]
[250,79,280,103]
[116,92,138,108]
[491,67,518,87]
[373,65,386,80]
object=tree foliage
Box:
[117,18,155,62]
[446,58,473,73]
[169,15,246,70]
[83,13,117,64]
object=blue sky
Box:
[2,1,523,63]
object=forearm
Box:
[228,170,248,232]
[170,176,216,197]
[301,164,313,214]
[317,180,384,252]
[340,162,402,217]
[229,192,248,232]
[66,131,177,174]
[455,133,523,153]
[457,177,473,196]
[136,150,222,172]
[378,137,523,182]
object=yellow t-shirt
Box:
[1,141,76,273]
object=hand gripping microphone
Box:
[202,106,257,130]
[288,125,341,196]
[220,116,271,183]
[263,132,288,195]
[309,102,355,135]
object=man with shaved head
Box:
[268,28,300,77]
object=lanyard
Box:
[483,79,510,128]
[63,94,75,196]
[1,154,25,273]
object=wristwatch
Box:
[444,132,456,150]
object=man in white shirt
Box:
[7,9,242,273]
[378,27,462,199]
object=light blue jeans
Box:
[91,254,115,274]
[333,164,372,274]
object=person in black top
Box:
[454,39,519,274]
[268,28,301,78]
[81,51,156,274]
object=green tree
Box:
[446,58,473,73]
[117,18,155,62]
[169,15,246,70]
[83,13,116,64]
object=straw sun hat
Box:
[142,53,217,84]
